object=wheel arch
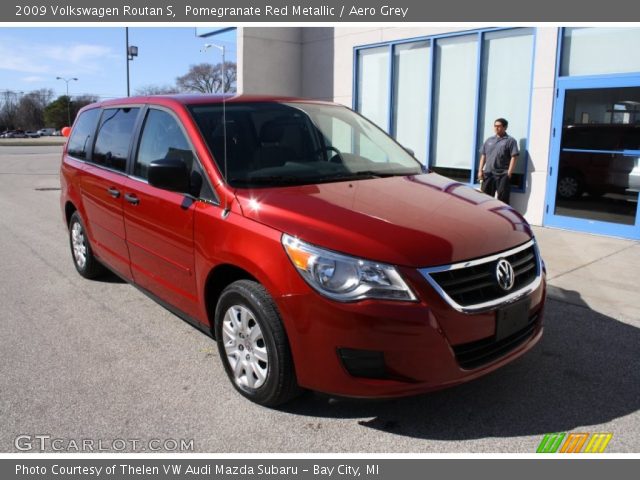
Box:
[64,201,78,227]
[203,263,259,337]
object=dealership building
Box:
[209,27,640,240]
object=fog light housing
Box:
[338,348,387,379]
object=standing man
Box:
[477,118,519,205]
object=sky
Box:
[0,27,237,100]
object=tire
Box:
[557,172,584,200]
[68,211,105,279]
[214,280,301,407]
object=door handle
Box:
[124,193,139,205]
[107,187,120,198]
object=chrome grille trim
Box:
[418,239,542,314]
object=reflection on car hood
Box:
[235,173,533,267]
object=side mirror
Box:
[148,158,190,193]
[404,146,415,157]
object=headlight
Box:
[282,234,416,302]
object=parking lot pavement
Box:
[534,226,640,323]
[1,145,638,453]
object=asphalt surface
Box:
[1,145,638,453]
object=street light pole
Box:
[56,76,78,126]
[126,27,138,97]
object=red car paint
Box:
[61,95,545,402]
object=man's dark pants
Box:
[481,172,511,204]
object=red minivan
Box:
[60,95,546,406]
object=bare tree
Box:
[135,84,181,96]
[0,90,22,130]
[176,62,237,94]
[221,62,237,93]
[15,89,55,130]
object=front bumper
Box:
[276,266,546,399]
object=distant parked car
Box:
[25,131,40,138]
[52,130,62,136]
[6,130,27,138]
[37,128,56,136]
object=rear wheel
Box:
[69,212,105,279]
[215,280,301,407]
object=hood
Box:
[235,173,533,267]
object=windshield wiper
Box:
[352,170,400,178]
[230,175,314,186]
[230,169,419,186]
[312,170,415,182]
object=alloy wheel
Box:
[221,305,269,389]
[71,221,87,269]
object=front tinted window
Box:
[135,109,193,179]
[188,102,422,188]
[92,108,140,172]
[67,108,100,160]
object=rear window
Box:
[67,109,100,160]
[92,108,140,172]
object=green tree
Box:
[44,95,98,128]
[43,96,70,129]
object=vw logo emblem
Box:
[496,259,515,291]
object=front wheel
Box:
[214,280,301,407]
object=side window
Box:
[67,108,100,160]
[92,108,140,172]
[135,109,194,179]
[135,109,215,201]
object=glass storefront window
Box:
[356,47,390,131]
[554,87,640,226]
[430,35,478,183]
[354,28,534,189]
[561,28,640,77]
[392,41,430,163]
[477,28,534,189]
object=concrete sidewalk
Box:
[533,226,640,323]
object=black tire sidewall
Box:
[214,281,288,406]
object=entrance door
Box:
[545,77,640,239]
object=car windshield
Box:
[188,101,423,187]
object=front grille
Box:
[428,243,538,307]
[452,314,539,369]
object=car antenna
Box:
[202,43,229,218]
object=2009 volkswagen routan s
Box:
[60,95,546,407]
